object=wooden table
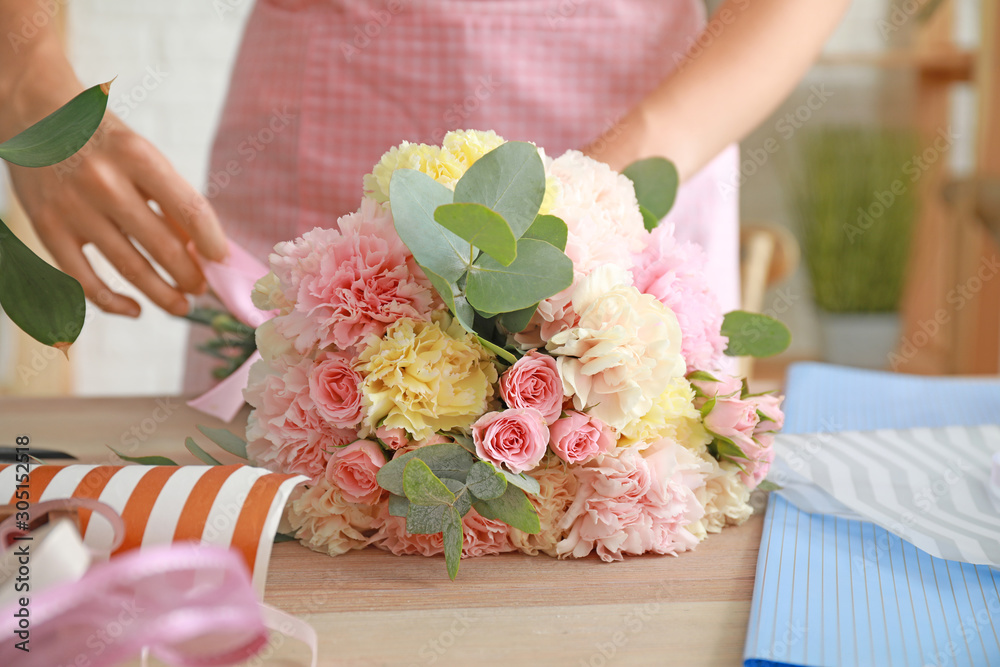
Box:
[0,396,766,667]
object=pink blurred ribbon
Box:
[188,240,276,422]
[0,501,318,667]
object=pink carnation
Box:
[557,444,705,562]
[270,198,438,353]
[632,223,728,372]
[514,284,578,348]
[472,408,549,474]
[326,439,386,504]
[373,508,514,558]
[499,350,564,424]
[548,411,614,464]
[245,356,356,482]
[308,352,364,428]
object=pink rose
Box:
[375,426,409,450]
[740,442,775,491]
[472,408,549,473]
[308,353,364,428]
[750,394,785,434]
[703,397,760,455]
[549,411,614,464]
[689,372,743,409]
[326,439,386,504]
[500,350,564,424]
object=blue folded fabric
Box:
[743,362,1000,667]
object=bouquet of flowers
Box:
[243,130,787,578]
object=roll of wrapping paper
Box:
[0,464,306,595]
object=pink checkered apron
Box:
[187,0,740,389]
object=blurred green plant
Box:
[0,82,110,350]
[788,127,918,313]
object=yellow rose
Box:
[356,315,498,440]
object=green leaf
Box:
[756,479,783,492]
[108,446,178,466]
[712,435,748,461]
[466,461,507,500]
[185,437,223,466]
[466,238,573,313]
[443,506,464,581]
[403,459,457,505]
[376,443,476,496]
[434,203,517,266]
[498,304,537,335]
[475,336,517,365]
[388,494,410,517]
[721,310,792,358]
[421,266,477,336]
[639,205,661,232]
[686,370,720,385]
[0,217,85,348]
[698,395,717,419]
[389,169,470,283]
[473,485,540,534]
[500,470,541,496]
[406,504,447,535]
[0,82,110,167]
[523,214,568,251]
[453,141,546,238]
[622,157,679,220]
[273,532,297,543]
[195,425,248,460]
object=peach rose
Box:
[500,350,564,424]
[472,408,549,473]
[325,440,386,504]
[308,353,364,428]
[548,411,614,464]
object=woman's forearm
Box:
[590,0,852,178]
[0,1,84,137]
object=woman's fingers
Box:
[43,232,141,317]
[81,210,192,317]
[101,183,208,296]
[127,135,228,262]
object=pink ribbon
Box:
[188,240,276,422]
[0,542,270,667]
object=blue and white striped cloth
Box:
[744,363,1000,667]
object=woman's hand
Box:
[8,110,228,318]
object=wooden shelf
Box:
[817,47,976,81]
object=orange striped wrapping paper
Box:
[0,464,307,595]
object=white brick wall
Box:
[66,0,252,395]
